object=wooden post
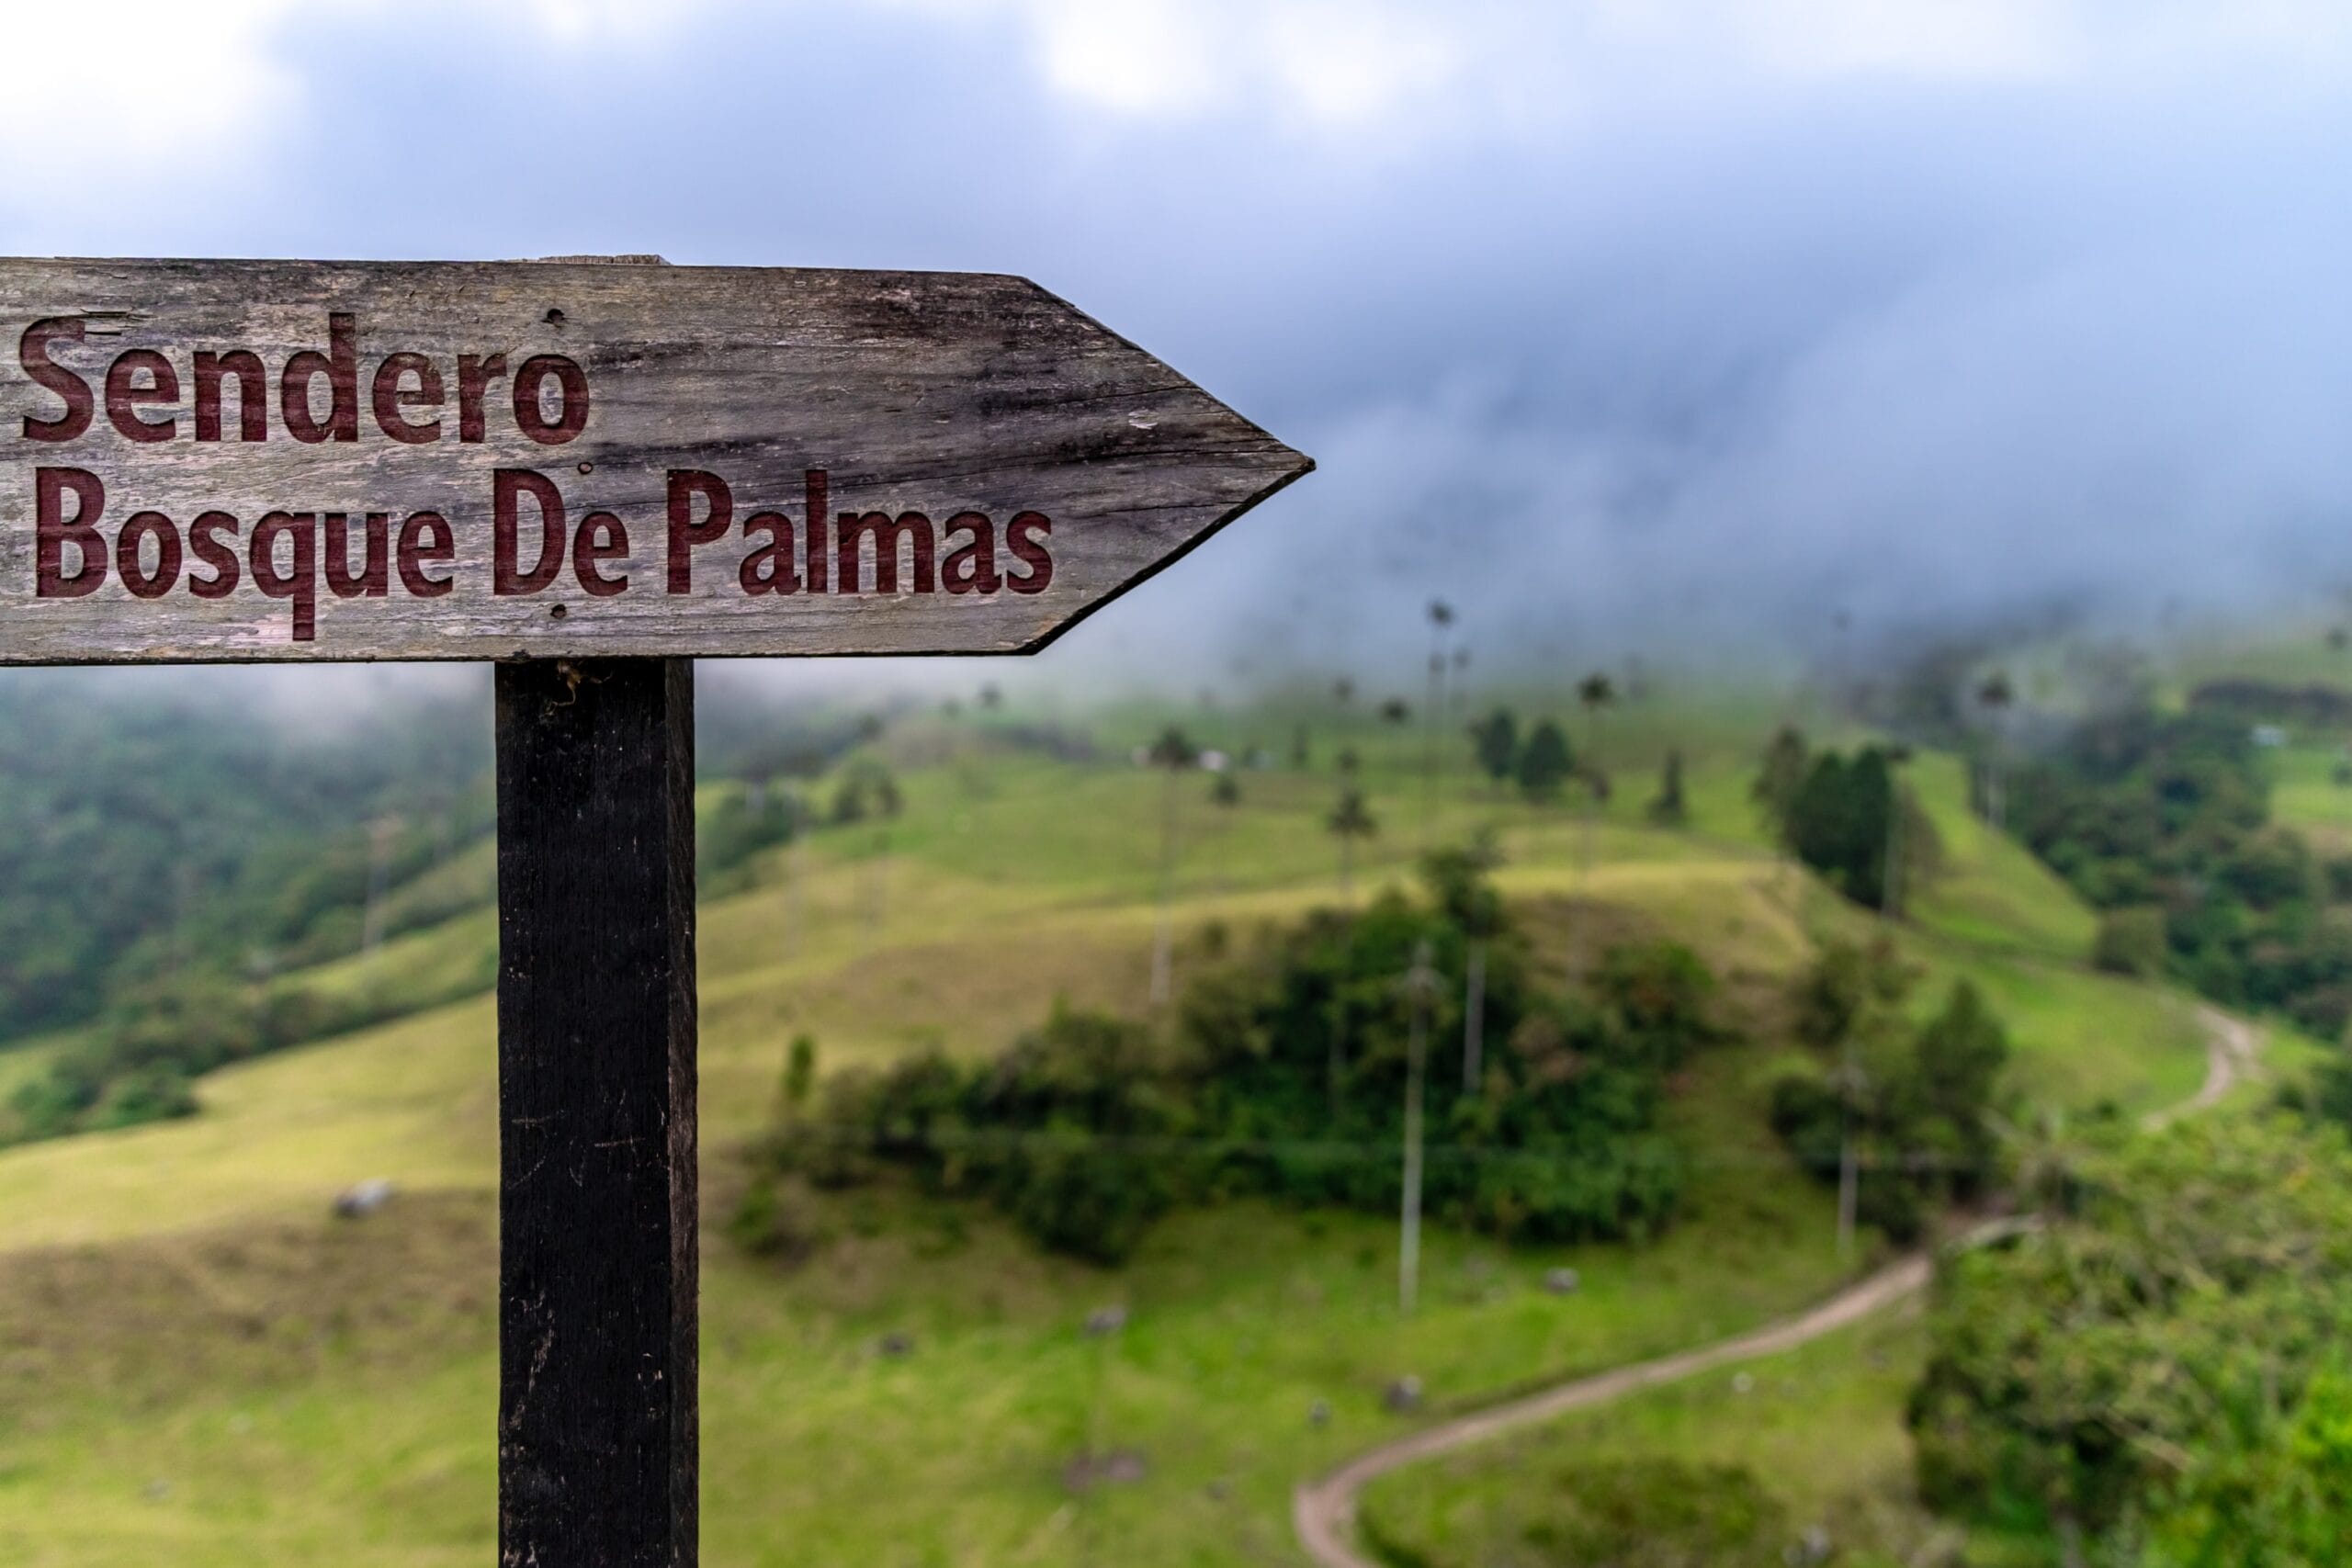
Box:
[495,658,698,1568]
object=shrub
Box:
[2092,906,2169,977]
[730,1173,829,1266]
[1519,1459,1790,1567]
[1910,1119,2352,1548]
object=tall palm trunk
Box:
[1837,1041,1860,1261]
[1399,941,1431,1317]
[1570,709,1601,978]
[1328,992,1348,1122]
[1150,766,1179,1006]
[1462,941,1487,1094]
[780,832,799,964]
[1421,652,1444,851]
[1883,779,1904,919]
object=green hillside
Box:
[0,690,2229,1565]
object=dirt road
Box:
[1291,1003,2259,1568]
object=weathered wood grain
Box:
[496,657,697,1567]
[0,258,1309,662]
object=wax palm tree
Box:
[1427,832,1505,1095]
[1974,670,2014,829]
[1422,600,1455,847]
[1569,671,1616,975]
[1830,1042,1871,1261]
[1883,742,1913,919]
[1328,786,1378,901]
[1147,726,1197,1006]
[1396,936,1439,1316]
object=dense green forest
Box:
[1913,1116,2352,1565]
[2010,694,2352,1035]
[0,676,492,1042]
[0,674,877,1145]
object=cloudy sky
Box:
[7,0,2352,694]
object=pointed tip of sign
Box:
[1012,442,1314,659]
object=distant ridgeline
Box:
[2188,677,2352,728]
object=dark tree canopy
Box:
[1470,707,1520,786]
[1785,748,1897,909]
[1751,725,1811,847]
[1517,719,1575,801]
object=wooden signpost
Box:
[0,256,1310,1565]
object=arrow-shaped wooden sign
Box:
[0,254,1309,1568]
[0,257,1309,663]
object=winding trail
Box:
[2146,1005,2258,1128]
[1292,1003,2259,1568]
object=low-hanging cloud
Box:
[7,1,2352,700]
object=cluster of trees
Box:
[1768,938,2010,1244]
[1363,1458,1795,1568]
[1468,708,1578,801]
[739,849,1721,1263]
[696,780,803,897]
[1911,1117,2352,1564]
[1752,728,1938,914]
[2011,700,2352,1035]
[1470,702,1697,828]
[826,760,904,825]
[6,956,504,1142]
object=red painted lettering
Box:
[116,511,182,599]
[20,319,92,442]
[325,513,390,598]
[398,512,455,597]
[251,511,319,640]
[739,511,797,595]
[104,350,179,443]
[941,513,1001,594]
[281,312,357,444]
[458,353,507,444]
[573,511,629,597]
[514,355,589,445]
[194,351,266,442]
[189,512,241,598]
[1006,511,1053,594]
[34,468,105,597]
[837,511,935,594]
[494,469,568,595]
[666,469,732,592]
[803,469,828,593]
[371,354,443,445]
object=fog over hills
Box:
[7,3,2352,699]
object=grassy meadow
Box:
[0,682,2245,1565]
